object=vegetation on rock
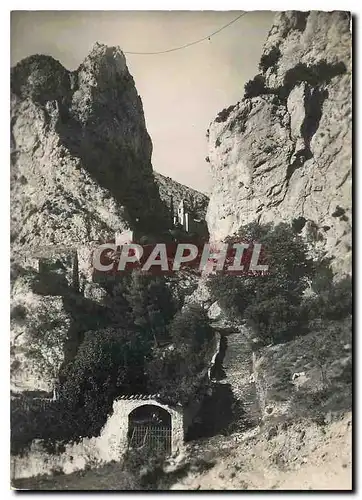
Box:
[207,222,351,345]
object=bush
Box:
[170,304,214,351]
[102,273,176,345]
[60,326,152,437]
[126,273,176,344]
[146,304,214,405]
[292,216,307,234]
[122,448,166,490]
[283,60,347,90]
[244,74,267,99]
[243,296,305,345]
[215,104,236,123]
[259,46,281,72]
[10,304,27,321]
[11,400,88,455]
[208,222,352,345]
[257,316,351,420]
[11,54,71,105]
[307,276,352,321]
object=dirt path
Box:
[171,412,352,491]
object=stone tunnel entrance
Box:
[127,404,172,455]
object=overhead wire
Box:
[123,12,247,55]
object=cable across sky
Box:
[123,12,247,55]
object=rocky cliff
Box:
[10,43,207,393]
[11,42,169,254]
[11,43,163,392]
[206,11,351,275]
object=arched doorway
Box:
[127,404,172,455]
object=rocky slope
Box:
[170,412,352,490]
[154,171,209,220]
[206,11,351,275]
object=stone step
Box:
[219,331,261,421]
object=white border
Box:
[2,2,358,498]
[3,1,361,10]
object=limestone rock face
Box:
[206,11,351,275]
[11,270,72,393]
[10,43,169,392]
[10,43,209,393]
[11,43,167,254]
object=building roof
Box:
[116,394,159,401]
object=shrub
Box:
[146,304,214,405]
[11,400,88,455]
[292,216,307,234]
[208,221,352,346]
[307,276,352,321]
[10,304,27,321]
[258,316,351,420]
[215,104,236,123]
[18,175,28,185]
[243,296,305,345]
[11,54,71,105]
[122,448,166,490]
[244,74,267,99]
[170,304,214,351]
[101,273,176,344]
[259,46,281,72]
[60,326,152,437]
[332,205,346,218]
[10,263,36,283]
[283,60,347,90]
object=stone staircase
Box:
[220,331,260,426]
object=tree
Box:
[101,275,132,327]
[207,222,314,344]
[146,304,214,404]
[60,326,151,436]
[125,272,176,345]
[100,272,177,345]
[170,303,214,351]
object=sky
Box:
[11,10,274,193]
